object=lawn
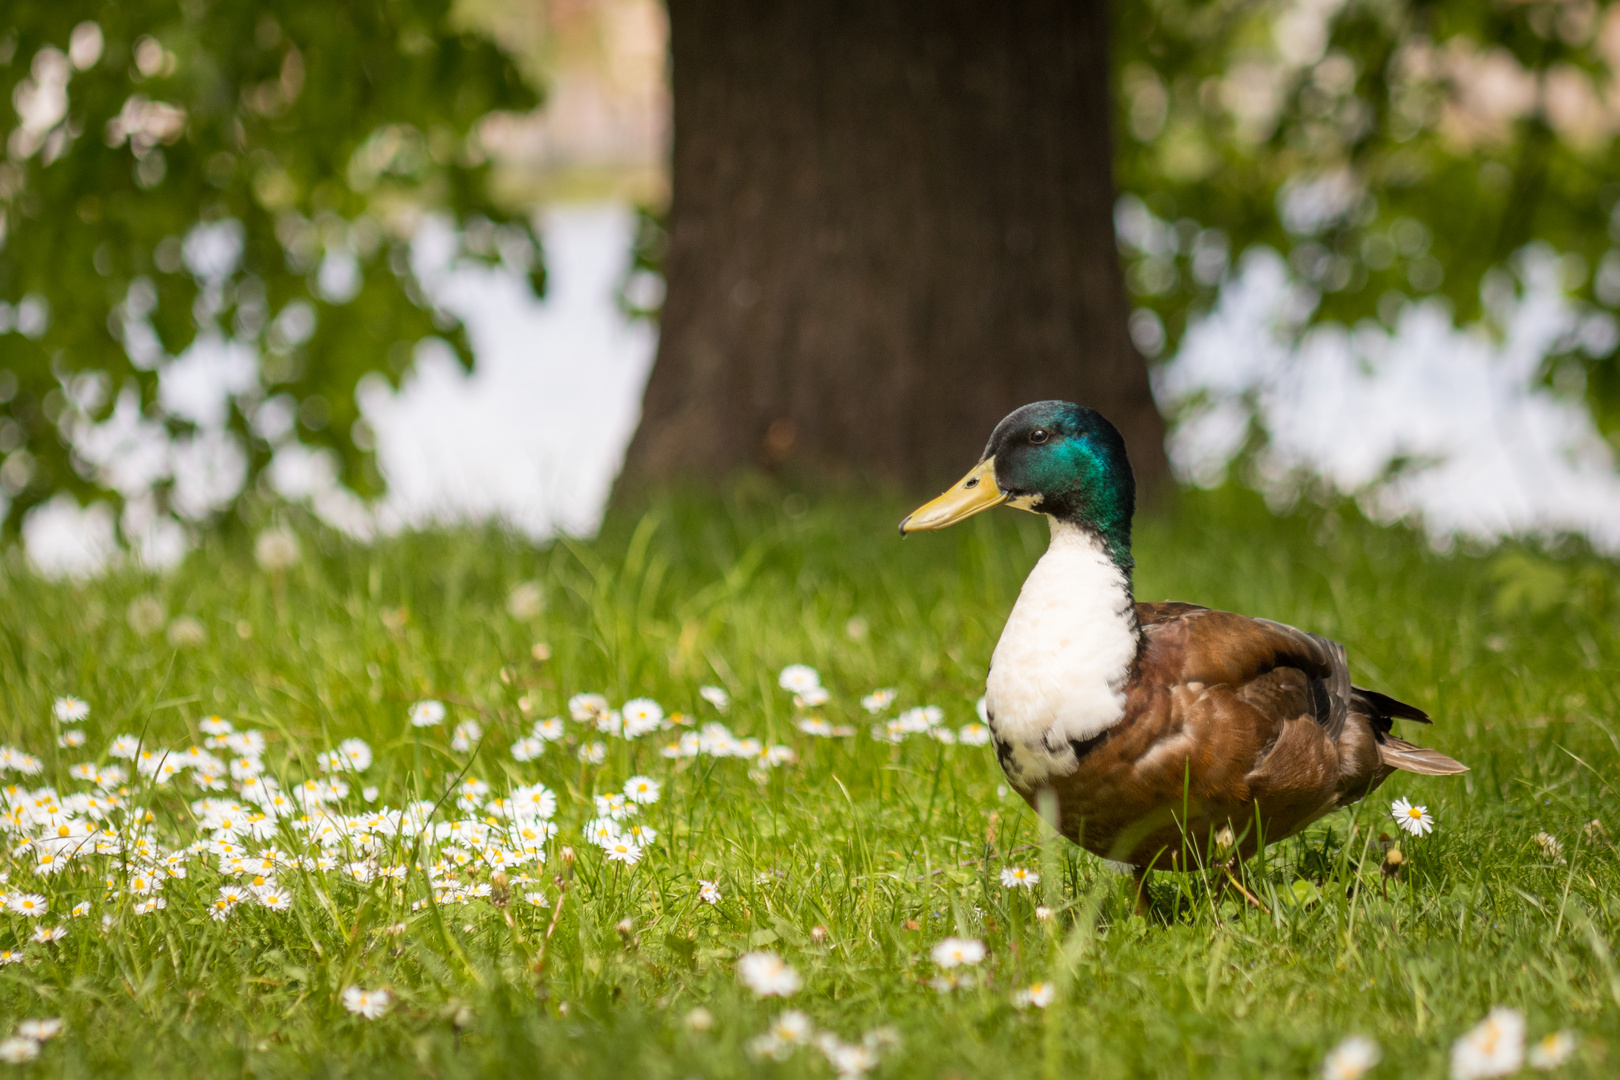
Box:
[0,486,1614,1078]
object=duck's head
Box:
[899,400,1136,571]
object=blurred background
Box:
[6,0,1620,575]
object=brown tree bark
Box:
[618,0,1167,496]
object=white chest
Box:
[984,521,1138,790]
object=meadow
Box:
[0,485,1614,1079]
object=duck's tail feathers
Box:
[1379,735,1468,776]
[1354,686,1430,724]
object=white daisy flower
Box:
[1451,1007,1525,1080]
[53,696,90,723]
[577,742,607,765]
[1527,1031,1577,1070]
[794,686,830,708]
[532,717,565,741]
[778,665,821,695]
[738,950,801,997]
[198,715,234,736]
[698,879,721,905]
[1000,866,1039,890]
[8,893,47,917]
[450,720,482,752]
[337,738,372,771]
[958,723,991,746]
[603,839,643,865]
[1013,981,1055,1009]
[624,776,660,805]
[698,686,729,712]
[0,1037,38,1063]
[1390,797,1434,837]
[341,986,391,1019]
[408,700,446,728]
[568,694,609,722]
[510,736,546,762]
[30,926,66,943]
[109,735,141,759]
[1321,1034,1381,1080]
[860,688,897,714]
[621,699,664,738]
[930,937,985,969]
[17,1018,62,1041]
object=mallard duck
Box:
[901,401,1465,904]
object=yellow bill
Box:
[899,457,1006,534]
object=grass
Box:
[0,485,1615,1078]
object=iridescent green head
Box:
[899,400,1136,574]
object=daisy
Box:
[958,723,991,746]
[621,699,664,738]
[1321,1034,1381,1080]
[134,897,166,914]
[199,716,234,736]
[698,879,722,905]
[450,720,482,752]
[738,951,801,997]
[337,738,372,771]
[408,700,446,728]
[778,665,822,695]
[797,718,835,736]
[523,891,550,908]
[568,693,609,722]
[511,783,558,820]
[930,937,985,968]
[1013,981,1055,1009]
[341,986,392,1019]
[1390,797,1434,837]
[0,950,21,965]
[0,1038,38,1064]
[1527,1031,1577,1070]
[593,793,635,821]
[860,688,897,714]
[1000,866,1039,890]
[532,718,565,741]
[53,696,90,723]
[8,893,46,917]
[109,735,141,760]
[820,1037,879,1078]
[510,736,545,762]
[1451,1007,1525,1080]
[929,971,972,992]
[57,730,86,749]
[698,686,730,712]
[770,1010,814,1045]
[577,742,607,765]
[70,902,90,918]
[624,776,661,805]
[795,686,830,708]
[604,839,643,865]
[1034,905,1054,921]
[30,926,66,943]
[17,1019,61,1041]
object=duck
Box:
[900,401,1466,906]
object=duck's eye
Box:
[1030,429,1049,444]
[964,477,979,488]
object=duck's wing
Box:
[1132,604,1465,815]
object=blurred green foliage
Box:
[1114,0,1620,435]
[0,1,539,532]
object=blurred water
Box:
[19,204,1620,577]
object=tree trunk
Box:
[618,0,1167,497]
